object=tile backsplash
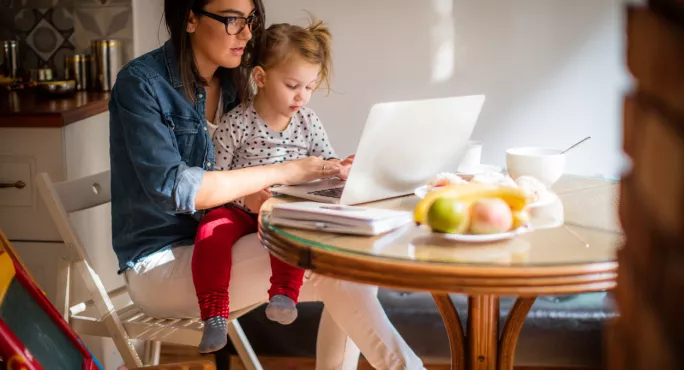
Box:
[73,0,133,65]
[0,0,132,79]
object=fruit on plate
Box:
[422,171,551,204]
[428,172,467,188]
[413,183,528,225]
[426,198,470,234]
[470,172,523,189]
[468,198,513,234]
[414,183,492,224]
[514,176,547,203]
[511,209,530,229]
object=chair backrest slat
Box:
[36,170,144,367]
[53,171,111,213]
[35,173,96,262]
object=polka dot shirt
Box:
[213,101,338,211]
[213,101,338,171]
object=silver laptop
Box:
[272,94,486,205]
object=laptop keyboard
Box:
[307,187,345,198]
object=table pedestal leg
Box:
[433,294,466,370]
[467,295,499,370]
[497,297,536,370]
[433,294,537,370]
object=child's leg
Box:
[266,252,306,325]
[192,207,257,353]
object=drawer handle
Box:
[0,181,26,189]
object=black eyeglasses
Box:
[195,9,260,35]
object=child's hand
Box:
[244,188,272,213]
[341,154,355,167]
[338,154,355,180]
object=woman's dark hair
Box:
[164,0,266,102]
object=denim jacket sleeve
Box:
[111,67,204,214]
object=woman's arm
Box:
[111,68,205,214]
[112,69,342,213]
[195,157,340,210]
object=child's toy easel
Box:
[0,230,215,370]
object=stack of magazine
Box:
[269,202,414,236]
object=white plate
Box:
[414,185,431,199]
[527,190,558,208]
[456,164,503,176]
[432,226,531,243]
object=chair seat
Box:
[70,302,264,348]
[70,303,203,347]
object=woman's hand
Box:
[196,157,341,210]
[243,188,272,213]
[278,156,342,185]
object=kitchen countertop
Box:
[0,90,110,128]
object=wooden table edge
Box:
[259,223,617,295]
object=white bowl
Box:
[505,147,565,187]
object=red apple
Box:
[468,198,514,234]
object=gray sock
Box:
[198,316,228,353]
[265,295,298,325]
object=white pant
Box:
[124,234,423,370]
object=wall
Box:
[1,0,627,177]
[264,0,628,178]
[73,0,134,64]
[45,0,627,178]
[0,0,133,79]
[131,0,166,57]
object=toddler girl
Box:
[192,19,352,353]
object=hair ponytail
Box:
[307,19,333,92]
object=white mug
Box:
[458,140,482,172]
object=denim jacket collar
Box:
[162,40,237,108]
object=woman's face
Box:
[188,0,256,69]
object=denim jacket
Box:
[109,40,240,273]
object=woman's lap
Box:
[124,233,319,319]
[124,233,424,369]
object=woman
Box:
[109,0,424,369]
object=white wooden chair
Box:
[35,170,264,370]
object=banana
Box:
[414,183,528,224]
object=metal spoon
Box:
[561,136,592,154]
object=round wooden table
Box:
[258,175,622,370]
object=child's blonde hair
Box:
[255,18,333,92]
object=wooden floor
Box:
[160,344,595,370]
[225,357,448,370]
[160,344,410,369]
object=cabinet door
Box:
[0,112,110,242]
[64,112,110,181]
[0,128,64,241]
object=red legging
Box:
[192,207,305,321]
